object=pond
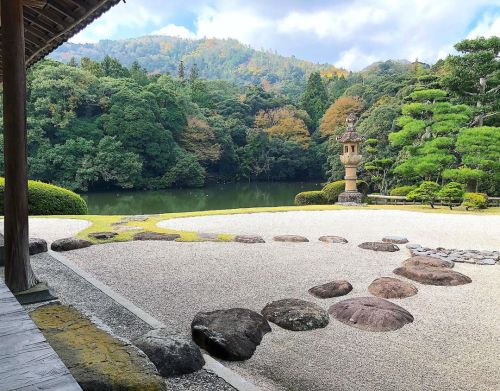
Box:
[82,181,322,215]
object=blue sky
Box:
[71,0,500,70]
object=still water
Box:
[82,181,322,215]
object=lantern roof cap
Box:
[336,113,365,143]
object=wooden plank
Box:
[0,279,81,391]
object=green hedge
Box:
[0,178,87,215]
[294,191,327,206]
[322,180,368,203]
[462,192,488,210]
[389,185,417,196]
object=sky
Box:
[71,0,500,71]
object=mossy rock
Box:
[30,305,166,391]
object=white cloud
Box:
[467,13,500,38]
[154,24,196,39]
[334,47,378,70]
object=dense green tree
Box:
[301,72,328,127]
[407,181,441,208]
[437,182,464,209]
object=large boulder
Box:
[403,255,454,268]
[368,277,418,299]
[393,265,472,286]
[234,234,265,244]
[51,237,92,252]
[133,232,181,241]
[308,280,353,299]
[273,235,309,243]
[261,299,329,331]
[133,329,205,377]
[358,242,399,252]
[329,297,414,332]
[191,308,271,361]
[318,236,348,244]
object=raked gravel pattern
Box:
[64,210,500,391]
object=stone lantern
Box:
[336,113,365,204]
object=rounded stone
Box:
[358,242,399,252]
[328,297,414,332]
[382,236,409,244]
[234,234,265,244]
[318,236,348,244]
[133,232,181,241]
[393,265,472,286]
[261,298,329,331]
[191,308,271,361]
[308,280,353,298]
[273,235,309,243]
[368,277,418,299]
[403,256,454,269]
[29,238,48,255]
[51,237,93,252]
[88,232,118,240]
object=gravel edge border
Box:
[48,250,261,391]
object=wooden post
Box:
[2,0,38,292]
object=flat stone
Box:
[29,238,48,255]
[114,226,143,232]
[133,329,205,377]
[393,265,472,286]
[198,232,219,240]
[191,308,271,361]
[261,298,329,331]
[273,235,309,243]
[30,304,166,391]
[121,216,149,222]
[406,243,422,250]
[328,297,414,332]
[51,237,93,252]
[133,232,181,241]
[403,255,454,268]
[382,236,409,244]
[318,236,348,244]
[88,232,118,240]
[234,234,265,244]
[358,242,399,252]
[308,280,353,298]
[368,277,418,299]
[476,258,496,265]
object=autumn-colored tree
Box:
[319,96,364,136]
[254,106,310,146]
[179,117,222,165]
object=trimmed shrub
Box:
[294,191,326,206]
[0,178,87,215]
[389,185,417,197]
[322,180,369,203]
[437,182,464,210]
[462,192,488,210]
[407,181,441,208]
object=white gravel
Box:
[63,210,500,391]
[0,218,90,243]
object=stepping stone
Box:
[358,242,399,252]
[477,258,496,265]
[403,255,454,268]
[368,277,418,299]
[198,232,218,240]
[273,235,309,243]
[88,232,118,240]
[234,234,265,244]
[133,329,205,377]
[319,236,348,244]
[133,232,181,241]
[382,236,409,244]
[121,216,149,222]
[29,238,48,255]
[308,280,353,298]
[328,297,414,332]
[191,308,271,361]
[261,298,329,331]
[393,265,472,286]
[51,237,93,252]
[114,226,142,232]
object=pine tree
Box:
[189,63,200,83]
[301,72,328,128]
[178,60,185,79]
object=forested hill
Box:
[50,36,347,98]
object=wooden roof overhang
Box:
[0,0,122,77]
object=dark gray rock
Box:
[318,236,348,244]
[273,235,309,243]
[382,236,409,244]
[358,242,399,252]
[234,235,265,244]
[29,238,48,255]
[88,232,118,240]
[308,280,353,298]
[368,277,418,299]
[50,237,93,252]
[133,232,181,241]
[133,329,205,377]
[329,297,414,332]
[261,298,329,331]
[191,308,271,361]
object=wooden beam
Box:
[1,0,38,292]
[23,0,47,8]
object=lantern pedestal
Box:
[338,191,363,204]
